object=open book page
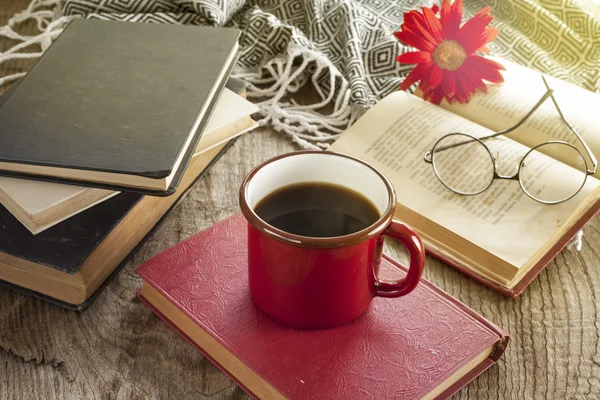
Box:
[432,58,600,177]
[330,91,599,269]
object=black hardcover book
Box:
[0,19,240,195]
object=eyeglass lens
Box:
[432,133,495,195]
[519,142,588,203]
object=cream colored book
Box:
[0,88,258,235]
[194,87,259,156]
[0,180,117,235]
[330,59,600,296]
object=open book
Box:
[330,58,600,296]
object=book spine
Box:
[391,255,512,399]
[383,255,511,400]
[436,357,497,400]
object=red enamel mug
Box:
[239,151,425,329]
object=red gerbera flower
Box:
[394,0,504,104]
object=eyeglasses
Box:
[424,76,597,204]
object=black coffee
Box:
[254,182,380,237]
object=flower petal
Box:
[403,9,433,37]
[442,71,456,97]
[402,10,423,31]
[394,28,436,52]
[410,17,440,47]
[452,79,471,103]
[440,0,452,37]
[457,71,478,95]
[455,9,495,53]
[482,69,504,84]
[431,87,445,104]
[483,27,499,44]
[441,0,462,38]
[459,90,472,103]
[420,87,432,101]
[465,55,505,72]
[451,0,464,29]
[427,64,444,88]
[467,64,504,84]
[399,62,430,90]
[422,7,444,43]
[466,27,498,54]
[421,84,450,105]
[396,51,433,64]
[459,66,489,93]
[460,62,496,93]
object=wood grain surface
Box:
[1,1,599,399]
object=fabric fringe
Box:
[235,44,361,149]
[567,230,584,252]
[0,0,71,87]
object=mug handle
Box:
[374,219,425,298]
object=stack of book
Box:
[0,19,258,310]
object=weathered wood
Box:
[1,1,599,398]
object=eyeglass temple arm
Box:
[473,76,597,174]
[424,89,553,163]
[477,88,554,141]
[541,76,598,174]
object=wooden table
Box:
[1,1,599,399]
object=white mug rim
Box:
[239,151,397,248]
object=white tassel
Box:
[566,230,584,252]
[234,44,359,149]
[0,0,70,89]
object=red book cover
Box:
[136,213,509,399]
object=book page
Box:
[433,58,600,177]
[329,91,599,269]
[202,88,259,134]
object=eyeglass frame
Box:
[423,76,598,204]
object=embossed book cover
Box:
[137,213,509,399]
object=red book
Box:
[136,213,509,399]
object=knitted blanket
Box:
[1,0,599,148]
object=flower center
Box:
[432,40,467,71]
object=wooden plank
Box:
[0,1,599,399]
